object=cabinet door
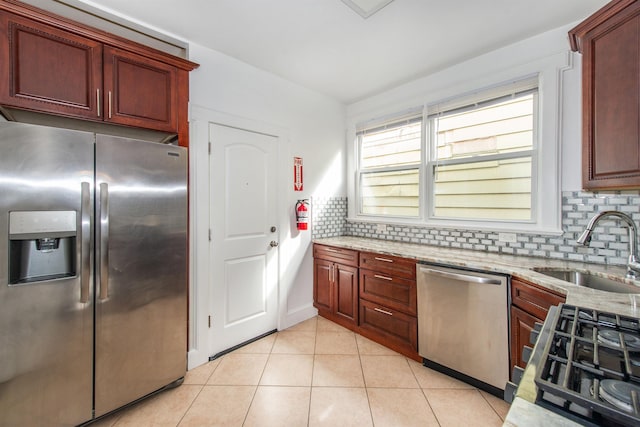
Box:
[334,263,358,324]
[578,5,640,189]
[103,46,178,132]
[0,12,102,119]
[510,305,539,372]
[313,259,332,313]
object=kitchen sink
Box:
[532,268,640,294]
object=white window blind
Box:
[357,114,422,217]
[428,76,538,221]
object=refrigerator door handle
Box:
[98,182,110,300]
[80,182,91,303]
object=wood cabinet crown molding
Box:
[0,0,198,71]
[569,0,637,52]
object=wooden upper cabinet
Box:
[0,12,102,119]
[569,0,640,189]
[103,46,177,132]
[0,1,198,145]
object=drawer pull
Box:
[325,248,339,253]
[374,307,393,316]
[374,257,393,263]
[374,274,393,281]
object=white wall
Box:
[347,23,584,195]
[187,42,346,360]
[186,23,587,365]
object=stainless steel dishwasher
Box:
[417,263,509,395]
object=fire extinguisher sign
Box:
[293,157,303,191]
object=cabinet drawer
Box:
[359,252,416,279]
[359,299,417,352]
[511,278,565,320]
[359,269,416,316]
[313,244,358,267]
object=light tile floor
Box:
[93,316,511,426]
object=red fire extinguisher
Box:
[296,199,309,230]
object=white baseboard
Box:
[280,304,318,330]
[187,348,209,371]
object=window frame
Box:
[350,66,563,235]
[355,114,424,219]
[425,86,539,224]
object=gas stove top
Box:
[534,304,640,426]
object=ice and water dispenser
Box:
[8,211,77,284]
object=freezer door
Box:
[94,135,187,416]
[0,122,94,426]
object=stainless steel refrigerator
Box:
[0,121,188,426]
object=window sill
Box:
[346,216,564,237]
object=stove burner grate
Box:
[534,304,640,426]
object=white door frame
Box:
[188,105,290,369]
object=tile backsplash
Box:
[311,196,348,238]
[313,191,640,267]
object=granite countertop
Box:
[313,236,640,317]
[313,236,640,427]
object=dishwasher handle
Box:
[419,266,503,285]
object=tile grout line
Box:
[177,354,233,427]
[240,349,271,426]
[358,335,376,426]
[308,322,318,426]
[478,389,509,422]
[174,383,205,427]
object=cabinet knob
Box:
[270,241,279,247]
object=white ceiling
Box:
[75,0,609,104]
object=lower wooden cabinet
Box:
[314,245,571,368]
[509,277,565,374]
[313,245,359,330]
[313,244,420,360]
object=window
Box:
[357,115,422,217]
[428,90,536,221]
[355,76,539,224]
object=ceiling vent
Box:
[341,0,395,19]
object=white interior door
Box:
[209,123,279,356]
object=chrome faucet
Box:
[577,211,640,279]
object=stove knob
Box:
[511,365,525,384]
[504,364,527,403]
[504,381,518,404]
[522,345,533,364]
[530,322,543,344]
[530,329,540,345]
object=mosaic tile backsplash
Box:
[313,191,640,268]
[311,196,348,238]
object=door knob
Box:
[270,241,279,247]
